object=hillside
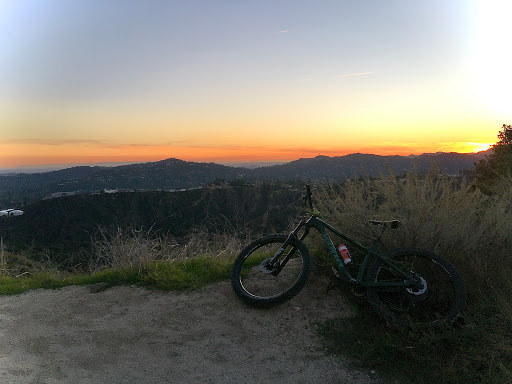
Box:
[0,159,250,207]
[0,183,302,265]
[0,151,487,208]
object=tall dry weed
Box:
[89,226,164,272]
[315,171,512,311]
[89,225,245,273]
[314,172,512,383]
[0,237,6,275]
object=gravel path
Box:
[0,275,382,383]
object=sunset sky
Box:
[1,0,511,168]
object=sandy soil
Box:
[0,274,382,384]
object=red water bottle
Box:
[337,244,352,265]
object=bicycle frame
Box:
[232,184,465,327]
[270,213,418,288]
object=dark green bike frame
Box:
[268,194,419,289]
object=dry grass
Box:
[313,171,512,384]
[88,225,246,273]
[0,227,246,296]
[315,171,512,295]
[0,237,6,275]
[0,237,49,277]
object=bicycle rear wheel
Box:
[366,248,465,327]
[231,234,311,307]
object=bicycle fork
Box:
[267,219,310,276]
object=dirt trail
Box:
[0,275,382,383]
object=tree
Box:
[475,124,512,192]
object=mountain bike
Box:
[231,185,466,327]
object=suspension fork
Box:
[268,219,310,275]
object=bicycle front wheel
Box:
[366,248,465,327]
[231,234,311,307]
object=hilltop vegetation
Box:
[0,182,302,267]
[475,124,512,193]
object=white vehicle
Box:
[0,209,24,217]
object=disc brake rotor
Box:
[405,274,428,296]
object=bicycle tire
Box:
[366,248,466,327]
[231,234,311,307]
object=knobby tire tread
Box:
[231,234,311,308]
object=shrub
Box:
[313,172,512,383]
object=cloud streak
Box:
[337,72,372,78]
[7,138,107,146]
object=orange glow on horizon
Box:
[1,1,509,171]
[0,141,493,168]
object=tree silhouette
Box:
[475,124,512,193]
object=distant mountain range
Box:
[0,151,488,207]
[251,152,488,180]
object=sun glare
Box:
[471,1,512,115]
[467,143,492,153]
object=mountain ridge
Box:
[0,151,488,207]
[250,151,487,180]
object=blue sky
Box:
[0,0,510,166]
